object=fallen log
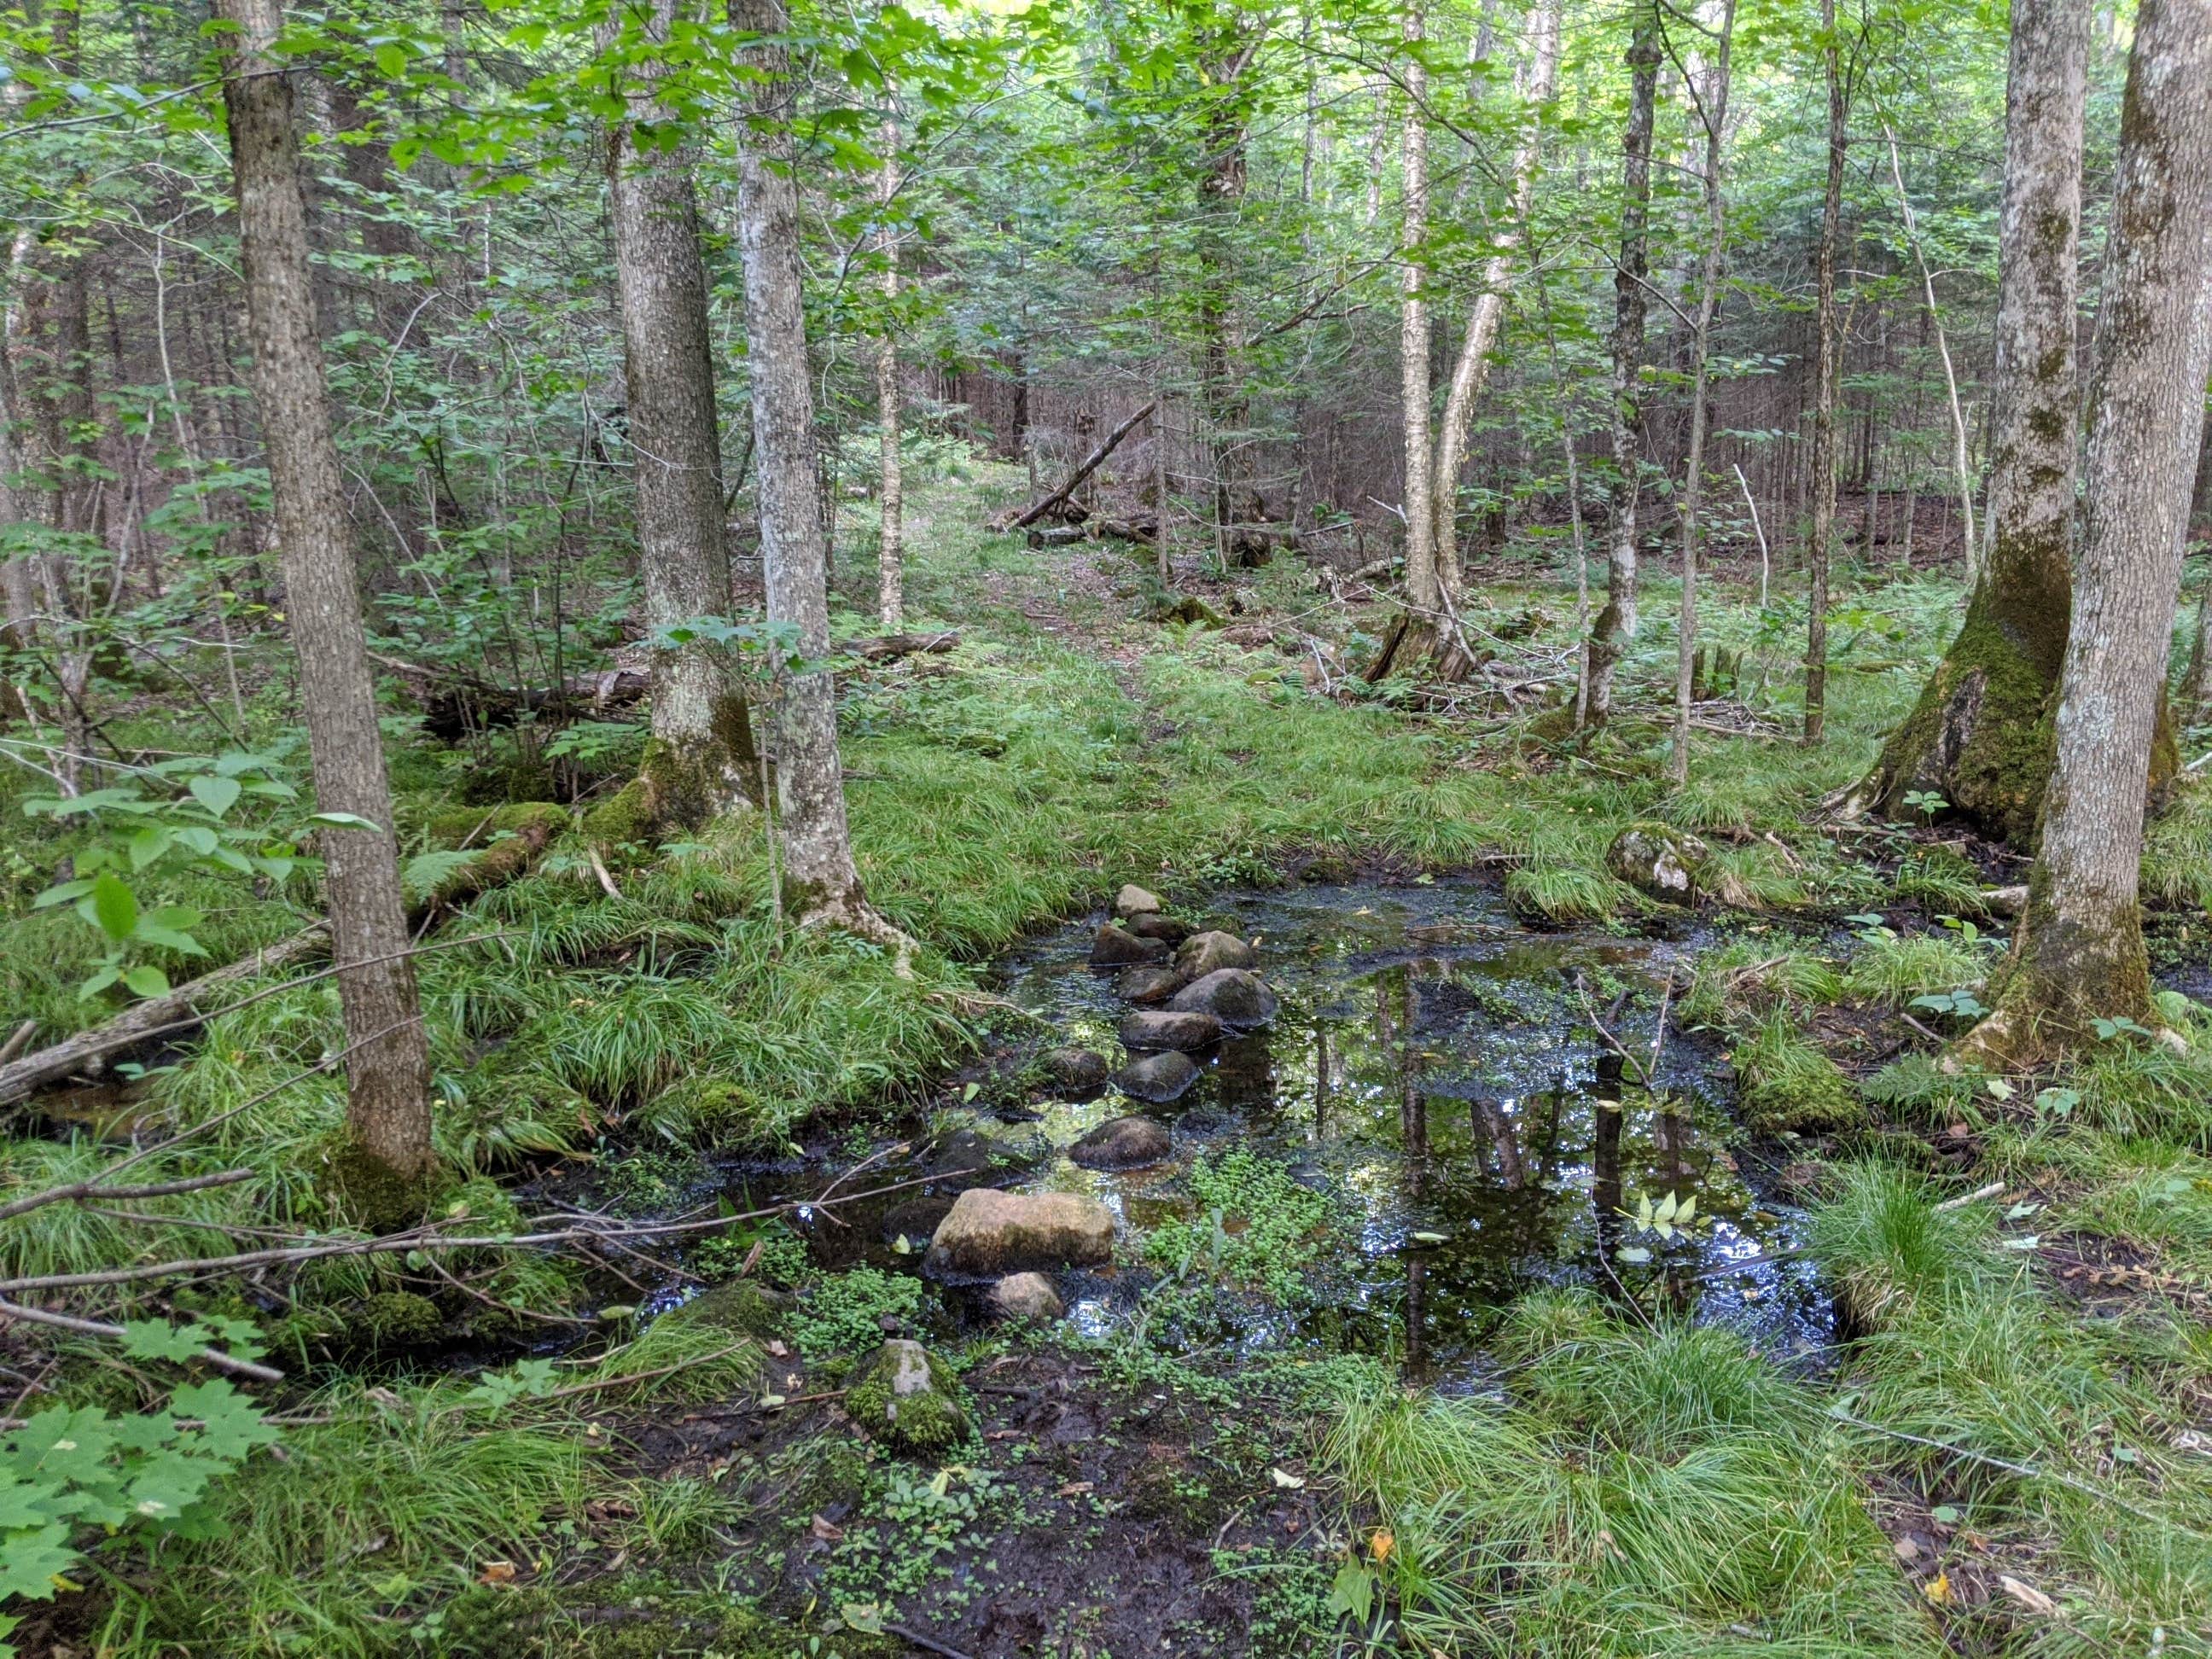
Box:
[0,928,329,1108]
[990,401,1156,532]
[847,631,961,662]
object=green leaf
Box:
[121,966,171,998]
[307,812,384,832]
[87,872,139,942]
[188,775,242,818]
[375,42,408,78]
[0,1522,80,1602]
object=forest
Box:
[0,0,2210,1650]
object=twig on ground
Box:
[0,1295,283,1383]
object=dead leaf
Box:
[1269,1468,1306,1489]
[1893,1537,1922,1563]
[810,1514,845,1543]
[1924,1571,1955,1608]
[1999,1576,2058,1618]
[1370,1529,1394,1563]
[1057,1481,1095,1498]
[766,1339,790,1359]
[477,1560,517,1586]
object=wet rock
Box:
[1175,930,1257,977]
[987,1272,1064,1322]
[1167,968,1278,1031]
[1129,912,1194,945]
[1604,822,1709,905]
[1070,1115,1173,1169]
[1115,883,1162,918]
[847,1338,969,1453]
[923,1127,1030,1192]
[1039,1046,1110,1097]
[1118,1008,1224,1051]
[1116,965,1185,1004]
[1091,923,1170,968]
[1114,1050,1201,1103]
[926,1188,1115,1276]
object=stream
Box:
[737,877,1834,1386]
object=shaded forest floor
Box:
[4,457,2212,1656]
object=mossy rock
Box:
[846,1338,970,1454]
[580,775,655,848]
[316,1132,448,1231]
[661,1279,788,1339]
[1737,1050,1866,1132]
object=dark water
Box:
[732,879,1831,1385]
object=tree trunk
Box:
[604,0,756,828]
[215,0,434,1201]
[1973,0,2212,1056]
[876,96,905,632]
[1430,0,1562,599]
[1803,0,1847,746]
[1400,1,1436,614]
[1668,0,1737,785]
[1582,3,1661,729]
[1854,0,2088,844]
[729,0,900,946]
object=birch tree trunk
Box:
[216,0,434,1202]
[1668,0,1737,785]
[1973,0,2212,1057]
[1854,0,2090,845]
[1582,3,1661,729]
[604,0,754,828]
[1400,0,1436,614]
[1802,0,1847,746]
[1430,0,1561,599]
[729,0,905,949]
[876,97,905,632]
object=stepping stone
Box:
[1116,965,1184,1004]
[1175,930,1257,977]
[927,1188,1115,1275]
[1040,1046,1110,1097]
[1118,1009,1223,1051]
[1091,923,1170,968]
[1070,1115,1172,1170]
[1114,1050,1201,1104]
[987,1272,1064,1322]
[1115,883,1163,918]
[1167,968,1278,1031]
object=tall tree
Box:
[1668,0,1737,784]
[876,88,905,632]
[1969,0,2212,1059]
[1582,1,1661,730]
[1852,0,2088,842]
[604,0,755,826]
[1400,0,1436,615]
[729,0,907,951]
[214,0,434,1199]
[1430,0,1562,600]
[1802,0,1850,746]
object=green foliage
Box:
[790,1266,926,1359]
[1145,1149,1346,1304]
[1730,1011,1864,1131]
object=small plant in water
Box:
[1615,1190,1701,1263]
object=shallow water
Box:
[744,877,1835,1384]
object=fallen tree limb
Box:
[0,928,329,1109]
[992,401,1155,531]
[846,630,960,662]
[0,1295,283,1383]
[0,1167,254,1225]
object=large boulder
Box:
[1119,1009,1224,1051]
[987,1272,1064,1323]
[1114,1050,1201,1104]
[846,1339,969,1452]
[1070,1115,1173,1170]
[1115,884,1163,918]
[1167,969,1278,1031]
[1176,930,1257,977]
[1039,1046,1110,1097]
[1116,965,1185,1004]
[926,1188,1115,1276]
[1091,923,1170,968]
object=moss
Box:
[581,774,655,847]
[356,1289,444,1349]
[1732,1016,1867,1132]
[317,1132,446,1231]
[660,1279,788,1340]
[845,1340,971,1454]
[422,803,569,905]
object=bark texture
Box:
[1979,0,2212,1053]
[216,0,434,1193]
[1400,1,1436,613]
[605,0,754,828]
[729,0,888,938]
[1668,0,1736,785]
[1859,0,2087,844]
[1802,0,1846,746]
[876,101,905,632]
[1582,3,1660,729]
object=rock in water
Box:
[927,1188,1116,1275]
[987,1272,1064,1322]
[1115,965,1185,1004]
[1039,1046,1110,1097]
[1091,923,1170,968]
[847,1339,969,1452]
[1115,883,1163,918]
[1118,1009,1224,1051]
[1129,911,1194,945]
[1167,968,1278,1031]
[1114,1050,1201,1103]
[1070,1115,1172,1169]
[1175,930,1257,977]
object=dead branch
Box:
[0,1296,283,1383]
[992,402,1156,531]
